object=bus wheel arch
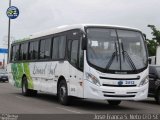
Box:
[21,75,29,96]
[21,74,27,88]
[57,76,66,91]
[21,74,37,96]
[57,76,70,105]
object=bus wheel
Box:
[155,89,160,104]
[107,100,121,106]
[58,80,69,105]
[22,77,37,96]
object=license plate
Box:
[118,80,135,85]
[125,80,135,85]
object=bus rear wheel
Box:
[22,77,37,96]
[108,100,121,106]
[57,80,69,105]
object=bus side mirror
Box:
[82,36,87,50]
[143,33,147,40]
[148,58,151,64]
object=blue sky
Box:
[0,0,160,46]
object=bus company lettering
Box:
[32,63,57,75]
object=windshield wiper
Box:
[121,42,137,71]
[105,42,118,70]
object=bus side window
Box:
[59,36,66,59]
[28,42,34,60]
[23,43,28,60]
[15,45,20,61]
[11,45,16,62]
[70,40,79,67]
[52,37,59,60]
[67,40,72,60]
[33,41,39,60]
[19,43,28,61]
[19,44,23,60]
[40,40,45,59]
[45,38,51,59]
[40,38,51,59]
[79,39,84,70]
[52,36,66,60]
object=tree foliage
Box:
[146,40,158,56]
[147,25,160,56]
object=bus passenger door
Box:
[68,32,84,98]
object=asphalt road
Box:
[0,82,160,120]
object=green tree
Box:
[147,25,160,56]
[146,39,158,56]
[148,25,160,45]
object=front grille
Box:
[102,84,136,87]
[100,76,140,80]
[104,94,135,97]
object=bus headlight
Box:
[139,76,149,87]
[86,73,100,86]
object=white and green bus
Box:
[8,24,149,105]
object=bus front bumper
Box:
[84,80,148,101]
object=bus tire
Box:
[108,100,121,106]
[155,89,160,104]
[57,80,69,105]
[22,77,37,96]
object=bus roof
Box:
[13,24,142,43]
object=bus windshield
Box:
[87,28,148,73]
